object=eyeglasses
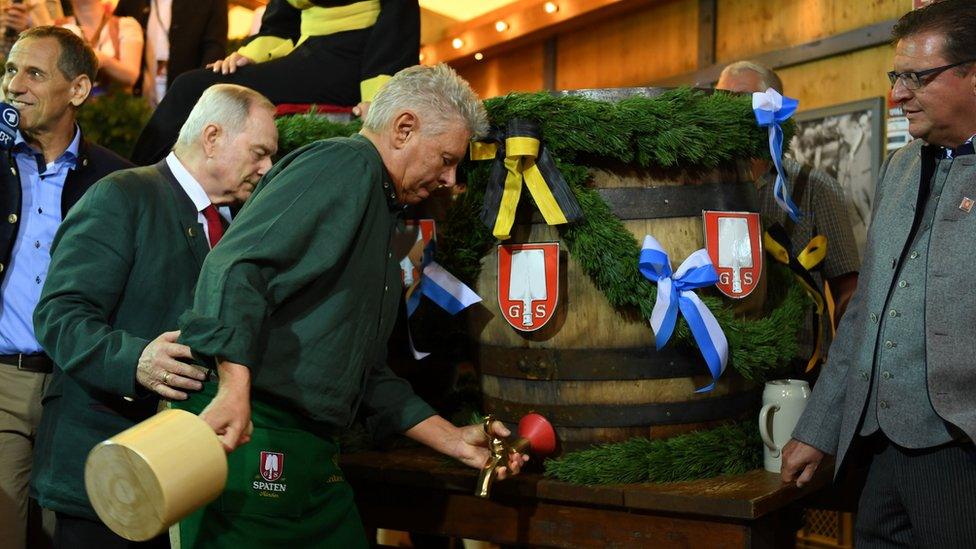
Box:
[888,59,976,90]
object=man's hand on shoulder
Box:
[199,360,253,453]
[136,330,206,400]
[781,438,826,488]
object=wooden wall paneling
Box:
[454,42,546,99]
[715,0,907,62]
[778,44,895,111]
[555,0,700,91]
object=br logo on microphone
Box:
[1,106,18,128]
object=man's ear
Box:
[68,75,92,107]
[392,110,418,149]
[201,123,221,157]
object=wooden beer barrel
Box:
[471,88,764,454]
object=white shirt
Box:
[165,152,231,248]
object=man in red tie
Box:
[28,83,278,548]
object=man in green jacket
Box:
[31,83,278,548]
[176,64,525,547]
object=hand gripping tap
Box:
[475,413,556,498]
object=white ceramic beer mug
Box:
[758,379,810,473]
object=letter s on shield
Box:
[497,243,559,331]
[703,211,763,299]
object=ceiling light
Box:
[544,2,559,14]
[474,52,484,61]
[419,52,425,63]
[494,20,509,32]
[451,37,464,49]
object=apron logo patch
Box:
[260,451,284,481]
[253,450,287,496]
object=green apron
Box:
[174,383,368,548]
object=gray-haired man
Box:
[174,63,526,547]
[716,61,860,369]
[31,83,277,548]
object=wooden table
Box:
[341,447,832,549]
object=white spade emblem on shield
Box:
[508,249,547,328]
[717,217,753,295]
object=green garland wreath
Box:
[275,88,810,483]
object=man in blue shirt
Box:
[0,26,131,549]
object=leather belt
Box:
[0,353,53,373]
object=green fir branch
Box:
[544,420,762,484]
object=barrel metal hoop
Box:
[478,344,707,381]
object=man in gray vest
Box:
[782,1,976,545]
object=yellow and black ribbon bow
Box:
[764,223,834,372]
[469,119,583,240]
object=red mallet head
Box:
[518,413,556,456]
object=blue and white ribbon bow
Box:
[639,235,729,393]
[753,88,801,221]
[406,240,482,359]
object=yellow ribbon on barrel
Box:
[764,223,835,372]
[470,119,583,240]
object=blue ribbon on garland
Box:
[638,235,729,393]
[405,240,481,359]
[753,88,801,221]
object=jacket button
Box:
[889,309,898,317]
[910,251,919,259]
[0,262,4,273]
[7,213,17,224]
[860,371,868,380]
[882,371,892,379]
[884,340,895,348]
[870,313,878,323]
[187,227,197,237]
[898,280,908,288]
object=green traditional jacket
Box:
[179,134,435,438]
[31,162,213,520]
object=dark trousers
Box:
[855,436,976,548]
[54,513,169,549]
[129,34,364,166]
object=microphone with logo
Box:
[0,103,20,150]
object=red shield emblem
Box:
[259,451,284,482]
[393,219,436,287]
[703,211,763,299]
[497,243,559,331]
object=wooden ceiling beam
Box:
[423,0,656,66]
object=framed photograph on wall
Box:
[788,97,885,259]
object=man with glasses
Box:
[781,0,976,545]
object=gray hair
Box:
[175,84,275,148]
[363,63,488,138]
[719,61,784,94]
